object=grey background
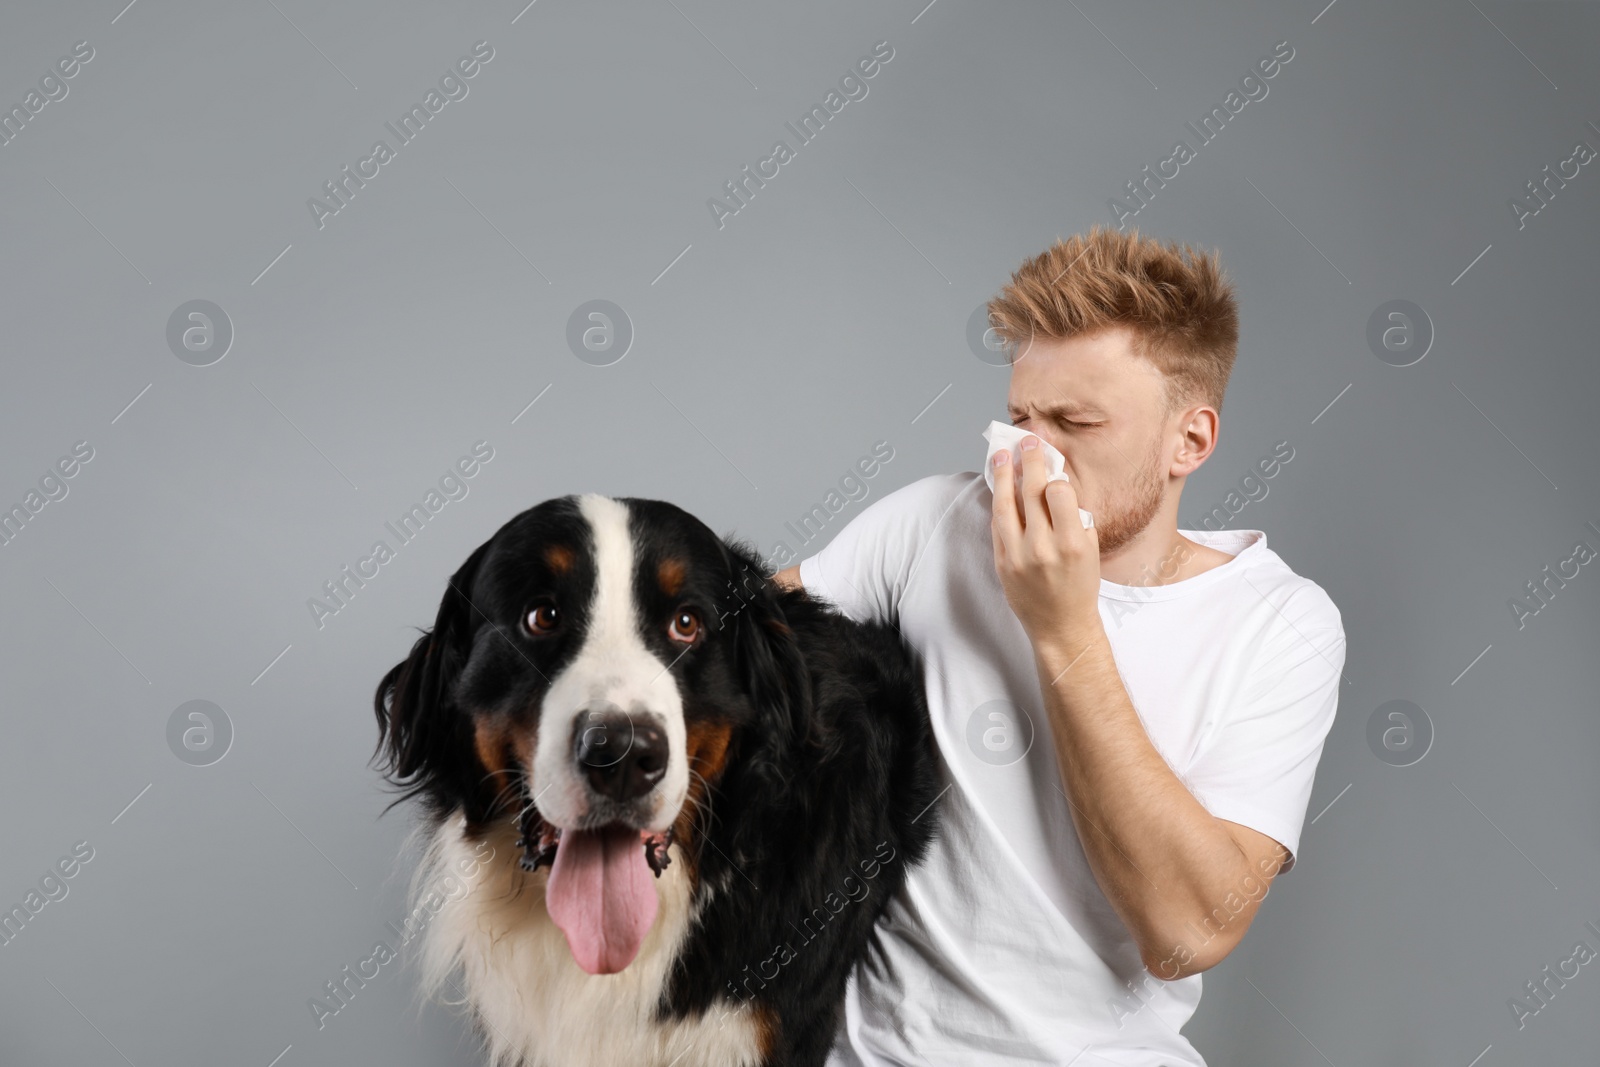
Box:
[1,0,1596,1064]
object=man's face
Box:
[1004,325,1175,556]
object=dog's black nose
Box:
[572,708,667,802]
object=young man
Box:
[773,226,1346,1066]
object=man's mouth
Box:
[514,803,676,975]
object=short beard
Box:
[1091,439,1167,555]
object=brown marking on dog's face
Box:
[510,728,539,777]
[657,557,687,598]
[472,725,555,857]
[471,717,543,819]
[544,543,576,575]
[473,718,517,810]
[670,718,734,885]
[685,718,734,792]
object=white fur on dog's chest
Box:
[415,817,766,1067]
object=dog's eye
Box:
[524,603,560,635]
[668,608,701,644]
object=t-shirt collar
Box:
[1097,529,1267,602]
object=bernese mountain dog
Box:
[372,492,941,1067]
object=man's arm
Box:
[1036,624,1291,978]
[992,440,1293,979]
[772,565,802,591]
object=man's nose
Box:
[571,707,668,802]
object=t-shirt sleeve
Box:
[1182,585,1346,875]
[795,473,962,626]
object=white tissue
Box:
[981,420,1095,529]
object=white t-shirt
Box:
[799,471,1346,1067]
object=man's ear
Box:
[720,539,822,793]
[372,538,494,803]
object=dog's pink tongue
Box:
[546,825,658,975]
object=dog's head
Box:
[373,493,811,974]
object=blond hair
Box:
[986,225,1239,415]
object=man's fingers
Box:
[1044,477,1082,548]
[1017,437,1054,545]
[990,496,1009,571]
[991,452,1021,558]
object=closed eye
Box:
[1012,415,1097,429]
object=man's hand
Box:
[994,432,1279,979]
[990,434,1102,654]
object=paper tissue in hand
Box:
[981,419,1094,529]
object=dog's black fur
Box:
[373,494,941,1066]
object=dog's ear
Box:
[720,540,821,792]
[372,538,494,801]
